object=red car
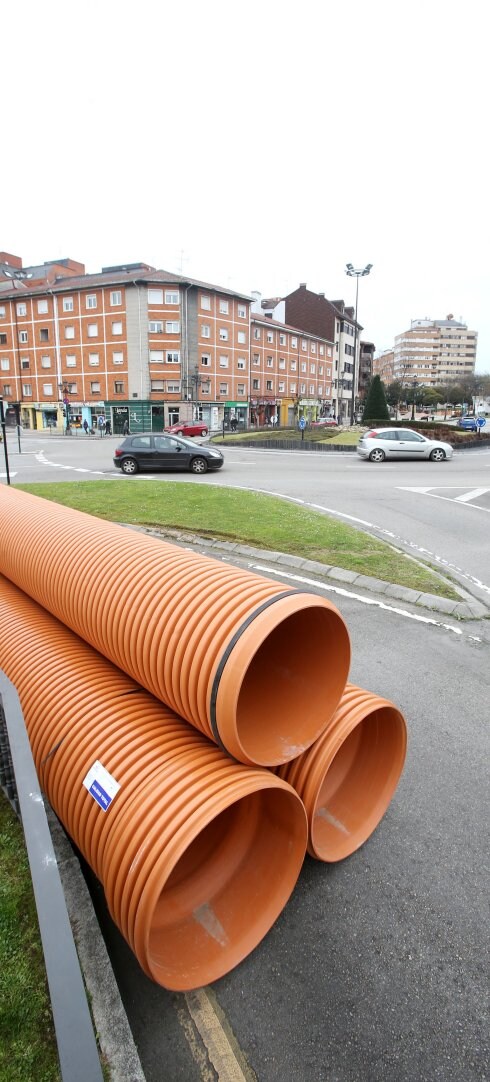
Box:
[311,418,338,427]
[165,420,209,437]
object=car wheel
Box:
[430,448,446,462]
[121,457,139,475]
[369,448,385,462]
[190,456,208,474]
[202,428,208,436]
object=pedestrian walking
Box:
[83,420,89,434]
[122,419,129,435]
[97,415,105,437]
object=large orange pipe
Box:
[0,486,350,765]
[0,576,307,990]
[278,683,407,861]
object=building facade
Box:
[393,317,477,388]
[281,284,362,423]
[250,311,334,426]
[0,259,251,433]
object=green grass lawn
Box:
[16,480,460,599]
[0,794,60,1082]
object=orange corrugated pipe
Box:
[278,683,407,861]
[0,486,350,766]
[0,575,307,991]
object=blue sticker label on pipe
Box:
[83,760,120,812]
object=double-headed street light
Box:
[345,263,373,425]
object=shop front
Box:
[223,401,248,431]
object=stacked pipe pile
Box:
[0,486,407,990]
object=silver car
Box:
[357,427,453,463]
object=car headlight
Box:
[208,451,222,459]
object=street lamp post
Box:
[0,395,11,484]
[411,378,418,421]
[345,263,373,425]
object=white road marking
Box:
[34,450,104,475]
[400,486,490,511]
[251,563,465,635]
[0,473,17,479]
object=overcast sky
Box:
[2,0,488,373]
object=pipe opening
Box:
[311,707,406,861]
[226,604,350,765]
[146,785,306,990]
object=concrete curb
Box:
[48,808,146,1082]
[136,526,490,621]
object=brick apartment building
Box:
[259,284,363,423]
[0,253,340,432]
[0,254,252,433]
[250,304,334,426]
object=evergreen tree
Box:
[362,375,390,422]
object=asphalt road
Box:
[2,430,489,1081]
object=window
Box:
[17,303,27,316]
[112,321,123,335]
[253,354,260,366]
[201,324,210,338]
[237,358,245,370]
[112,352,124,365]
[149,321,163,333]
[237,384,245,396]
[0,306,5,317]
[90,381,101,393]
[0,333,6,344]
[238,304,246,318]
[0,358,9,370]
[87,324,98,337]
[291,382,296,393]
[319,345,325,356]
[266,380,273,391]
[291,337,297,348]
[66,355,76,367]
[237,330,246,344]
[279,380,285,392]
[3,384,11,395]
[310,384,315,395]
[86,294,97,309]
[40,328,49,341]
[279,358,285,369]
[201,381,210,394]
[19,330,28,344]
[167,382,181,393]
[254,328,261,340]
[114,381,124,394]
[165,321,180,333]
[88,354,100,366]
[311,343,316,353]
[63,297,74,312]
[267,331,273,344]
[267,357,273,368]
[219,355,229,368]
[67,383,77,394]
[318,384,323,394]
[219,328,229,341]
[252,379,260,390]
[151,379,165,391]
[166,351,180,363]
[279,334,286,345]
[23,383,32,396]
[43,383,53,395]
[37,299,48,314]
[201,354,211,367]
[302,339,307,351]
[219,299,229,314]
[165,290,179,305]
[201,295,212,311]
[219,383,228,395]
[41,356,51,368]
[319,365,324,375]
[21,358,29,369]
[148,289,163,304]
[150,350,164,363]
[310,364,316,374]
[291,360,297,371]
[300,383,306,393]
[301,362,307,373]
[110,291,122,306]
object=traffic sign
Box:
[476,417,486,428]
[299,418,306,430]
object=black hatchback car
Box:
[113,433,224,475]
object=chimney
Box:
[299,282,307,289]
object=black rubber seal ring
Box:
[209,589,304,752]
